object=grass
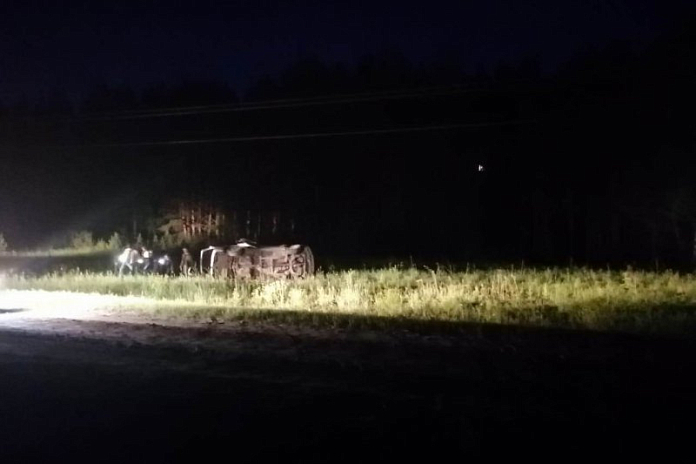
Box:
[3,266,696,335]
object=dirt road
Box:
[1,290,695,462]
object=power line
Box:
[81,83,532,121]
[77,120,535,148]
[14,79,541,122]
[85,84,471,116]
[84,89,473,120]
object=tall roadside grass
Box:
[3,267,696,335]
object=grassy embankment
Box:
[3,266,696,335]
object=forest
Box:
[0,15,695,268]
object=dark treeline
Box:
[0,16,695,267]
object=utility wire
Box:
[14,79,541,122]
[78,119,535,148]
[81,83,533,120]
[85,84,474,116]
[83,88,480,120]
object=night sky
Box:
[1,1,696,263]
[0,0,692,102]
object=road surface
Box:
[0,290,695,462]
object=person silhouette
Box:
[180,247,194,276]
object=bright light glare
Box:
[0,290,154,322]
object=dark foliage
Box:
[1,15,695,267]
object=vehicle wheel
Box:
[289,254,306,278]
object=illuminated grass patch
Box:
[3,267,696,335]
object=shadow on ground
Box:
[0,313,695,462]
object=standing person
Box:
[140,246,153,273]
[117,246,139,276]
[180,247,194,276]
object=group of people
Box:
[116,246,196,277]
